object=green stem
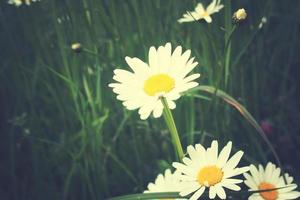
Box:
[224,25,236,89]
[161,97,184,160]
[224,0,233,89]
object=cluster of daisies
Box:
[109,15,299,199]
[144,141,300,200]
[8,0,39,6]
[109,40,300,199]
[6,0,284,199]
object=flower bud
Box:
[258,16,267,29]
[71,43,82,53]
[233,8,247,23]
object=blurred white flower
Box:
[8,0,40,6]
[244,162,300,200]
[178,0,224,24]
[144,169,186,199]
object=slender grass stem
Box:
[187,96,195,145]
[161,97,184,160]
[224,0,233,90]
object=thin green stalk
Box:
[161,97,184,160]
[224,0,233,90]
[187,96,195,145]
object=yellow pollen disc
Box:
[202,11,209,17]
[197,165,223,186]
[143,74,175,96]
[258,182,278,200]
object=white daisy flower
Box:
[109,43,200,120]
[172,140,250,200]
[178,0,224,24]
[244,162,300,200]
[144,169,186,199]
[8,0,39,6]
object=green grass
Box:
[1,0,300,199]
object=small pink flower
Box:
[260,120,273,136]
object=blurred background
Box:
[1,0,300,199]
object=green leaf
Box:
[108,192,179,200]
[108,185,293,200]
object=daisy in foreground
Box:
[8,0,39,6]
[178,0,224,23]
[144,169,186,199]
[244,162,300,200]
[109,43,200,120]
[172,141,250,200]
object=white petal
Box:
[222,183,241,191]
[182,157,193,166]
[172,45,182,58]
[187,145,198,161]
[195,3,205,14]
[215,184,226,199]
[222,151,244,173]
[249,165,260,185]
[206,0,217,13]
[225,166,250,178]
[258,164,264,183]
[190,186,205,200]
[265,162,275,181]
[166,99,176,109]
[222,178,243,185]
[157,44,171,73]
[148,46,159,72]
[279,191,300,199]
[180,62,198,79]
[176,82,199,93]
[179,182,200,196]
[172,162,196,177]
[269,167,281,184]
[122,99,143,110]
[125,56,149,75]
[176,174,197,181]
[181,49,191,66]
[164,89,181,101]
[243,172,258,189]
[152,101,163,118]
[217,141,232,168]
[112,69,135,82]
[182,73,201,84]
[204,15,212,23]
[209,185,217,199]
[210,140,218,164]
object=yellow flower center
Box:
[258,182,278,200]
[143,74,175,96]
[202,11,209,17]
[197,165,223,186]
